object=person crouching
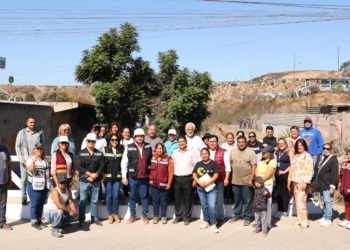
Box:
[44,177,78,238]
[252,176,271,237]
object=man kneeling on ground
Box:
[44,177,78,238]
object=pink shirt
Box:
[172,148,198,176]
[51,152,74,178]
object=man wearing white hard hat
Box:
[164,129,178,157]
[121,128,152,224]
[76,133,105,228]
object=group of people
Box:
[238,117,252,129]
[0,116,349,238]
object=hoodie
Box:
[253,176,271,212]
[299,119,324,156]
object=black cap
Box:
[34,142,44,148]
[202,133,211,140]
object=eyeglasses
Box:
[323,147,331,150]
[63,129,70,132]
[87,140,96,143]
[249,136,256,138]
[110,139,118,142]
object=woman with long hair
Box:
[26,143,51,230]
[288,139,313,229]
[103,133,124,224]
[105,122,120,145]
[51,136,75,189]
[274,138,291,218]
[50,124,76,160]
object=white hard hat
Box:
[168,129,177,135]
[86,133,97,141]
[133,128,145,137]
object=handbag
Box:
[306,155,333,195]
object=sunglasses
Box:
[323,147,331,150]
[60,142,69,144]
[87,140,96,143]
[63,129,70,132]
[249,136,256,138]
[110,139,118,142]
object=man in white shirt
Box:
[81,124,107,151]
[208,135,231,227]
[185,122,206,159]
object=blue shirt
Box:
[164,139,179,156]
[0,146,11,185]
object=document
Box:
[199,173,216,192]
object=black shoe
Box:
[38,220,47,228]
[184,220,190,226]
[31,222,42,230]
[78,222,84,228]
[172,218,183,224]
[91,220,103,226]
[244,219,251,226]
[22,199,28,206]
[217,219,224,227]
[100,200,106,206]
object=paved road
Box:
[2,204,349,250]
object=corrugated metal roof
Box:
[260,114,307,127]
[0,101,94,112]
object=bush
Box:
[0,91,8,100]
[25,93,36,101]
[41,92,67,102]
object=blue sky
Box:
[1,0,349,85]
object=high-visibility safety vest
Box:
[103,146,124,180]
[149,154,171,189]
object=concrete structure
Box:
[0,100,95,155]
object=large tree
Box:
[75,23,159,128]
[154,50,212,138]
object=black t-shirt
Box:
[263,136,277,148]
[247,141,263,155]
[193,160,220,178]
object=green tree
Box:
[25,93,36,101]
[154,50,212,138]
[41,92,67,102]
[8,76,14,84]
[340,60,350,70]
[75,23,159,128]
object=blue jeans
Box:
[216,182,225,220]
[20,164,28,200]
[79,181,100,223]
[232,184,253,220]
[27,184,48,223]
[129,177,149,217]
[197,186,218,225]
[150,186,169,217]
[321,189,334,221]
[45,209,74,232]
[105,180,121,216]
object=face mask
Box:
[323,152,331,156]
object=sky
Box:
[1,0,349,86]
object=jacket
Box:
[103,146,123,180]
[299,122,324,156]
[214,147,226,182]
[313,154,339,191]
[76,148,104,182]
[252,176,271,211]
[127,143,152,178]
[149,154,174,188]
[15,128,45,162]
[164,139,179,156]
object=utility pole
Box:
[294,54,300,85]
[338,45,342,79]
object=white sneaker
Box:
[317,217,325,224]
[339,220,349,227]
[211,225,219,233]
[347,223,350,229]
[199,222,209,229]
[321,220,332,227]
[280,212,288,218]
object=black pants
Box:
[174,175,193,221]
[276,174,290,213]
[0,184,8,226]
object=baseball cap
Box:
[261,145,274,154]
[34,142,44,148]
[168,129,177,135]
[59,136,69,143]
[304,117,312,122]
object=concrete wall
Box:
[0,103,95,155]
